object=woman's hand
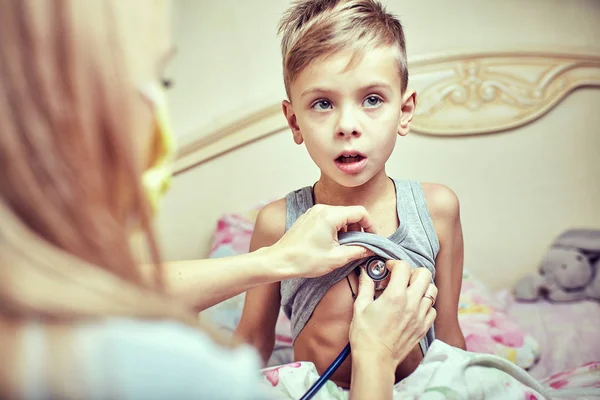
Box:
[271,204,376,278]
[349,260,437,369]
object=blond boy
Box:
[235,0,466,388]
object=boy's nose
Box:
[337,129,361,138]
[336,109,361,138]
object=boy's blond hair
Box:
[278,0,408,100]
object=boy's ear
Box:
[398,90,417,137]
[282,100,303,144]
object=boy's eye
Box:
[363,96,382,108]
[312,99,332,111]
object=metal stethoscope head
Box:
[360,256,390,290]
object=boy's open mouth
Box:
[334,152,368,174]
[335,154,365,163]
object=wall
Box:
[157,0,600,291]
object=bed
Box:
[159,47,600,397]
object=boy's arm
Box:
[233,199,287,365]
[423,183,467,350]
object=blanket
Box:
[259,340,600,399]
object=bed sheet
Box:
[260,340,600,400]
[495,290,600,380]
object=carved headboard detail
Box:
[173,48,600,175]
[409,50,600,136]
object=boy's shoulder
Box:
[252,198,288,243]
[419,182,460,222]
[257,198,287,221]
[252,184,313,238]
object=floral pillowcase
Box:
[200,207,541,370]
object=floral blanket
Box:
[258,340,600,400]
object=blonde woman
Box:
[0,0,436,399]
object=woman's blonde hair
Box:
[0,0,225,397]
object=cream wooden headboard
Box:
[172,48,600,175]
[159,47,600,291]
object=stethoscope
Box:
[299,256,390,400]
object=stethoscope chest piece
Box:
[360,256,390,291]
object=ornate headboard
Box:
[172,48,600,175]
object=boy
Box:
[234,0,466,388]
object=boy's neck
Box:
[313,170,394,209]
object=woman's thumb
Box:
[354,269,375,312]
[335,245,372,265]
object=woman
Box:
[0,1,437,399]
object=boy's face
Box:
[282,45,416,188]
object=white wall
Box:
[166,0,600,141]
[158,0,600,291]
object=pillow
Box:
[207,209,259,258]
[458,270,540,369]
[201,205,541,370]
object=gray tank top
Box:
[280,179,440,354]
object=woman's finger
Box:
[425,283,438,306]
[405,268,432,301]
[331,245,373,268]
[378,260,411,303]
[423,306,437,335]
[327,205,377,234]
[416,283,437,321]
[354,268,375,314]
[401,268,432,313]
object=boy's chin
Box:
[320,171,375,188]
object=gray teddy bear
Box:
[513,229,600,302]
